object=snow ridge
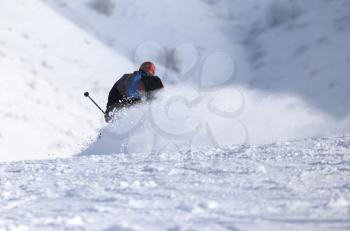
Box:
[1,135,350,230]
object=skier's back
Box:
[105,62,164,122]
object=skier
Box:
[105,61,164,122]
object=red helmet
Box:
[139,61,156,76]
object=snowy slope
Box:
[1,135,349,230]
[1,0,349,161]
[1,1,350,230]
[43,0,252,83]
[245,0,350,118]
[40,0,350,155]
[0,0,133,162]
[43,0,350,106]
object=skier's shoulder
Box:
[116,72,135,84]
[121,72,135,79]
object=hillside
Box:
[1,1,349,230]
[43,0,350,155]
[245,0,350,118]
[0,0,132,161]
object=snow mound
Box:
[80,85,349,156]
[0,0,132,162]
[2,135,350,230]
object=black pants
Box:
[105,97,141,123]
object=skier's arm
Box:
[106,76,126,109]
[141,76,164,101]
[142,76,164,92]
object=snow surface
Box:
[0,0,133,161]
[1,0,350,230]
[1,0,349,161]
[1,136,350,230]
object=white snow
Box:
[1,136,350,230]
[43,0,350,156]
[1,0,349,161]
[0,0,132,161]
[0,0,350,230]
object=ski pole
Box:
[84,92,105,115]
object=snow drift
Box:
[0,0,132,162]
[80,85,349,156]
[1,0,349,161]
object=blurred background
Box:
[0,0,349,161]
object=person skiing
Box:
[105,61,164,122]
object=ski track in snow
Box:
[1,136,349,230]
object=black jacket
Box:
[106,71,164,113]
